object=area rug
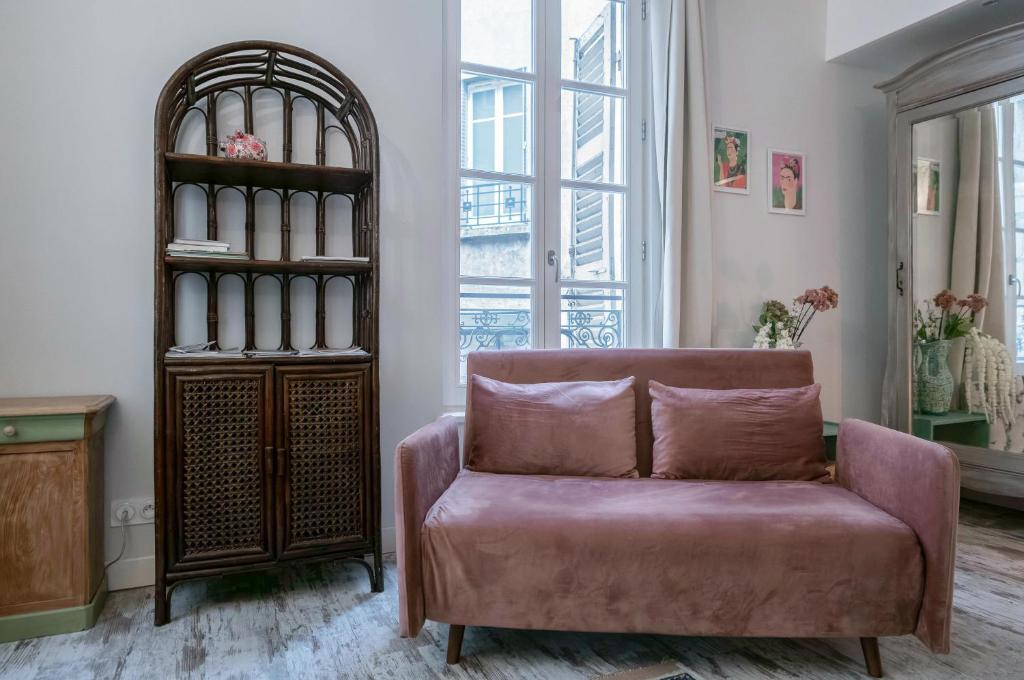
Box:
[596,661,702,680]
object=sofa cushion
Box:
[466,375,638,477]
[421,471,923,637]
[649,381,829,481]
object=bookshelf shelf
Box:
[153,41,382,626]
[163,350,373,365]
[165,152,373,194]
[164,256,373,276]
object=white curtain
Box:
[647,0,714,347]
[949,106,1006,396]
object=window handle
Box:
[547,250,560,282]
[1010,274,1021,297]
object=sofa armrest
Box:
[395,415,461,637]
[837,418,960,653]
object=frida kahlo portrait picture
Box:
[713,126,749,194]
[914,157,940,215]
[768,149,805,215]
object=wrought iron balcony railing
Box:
[459,289,623,380]
[461,182,528,229]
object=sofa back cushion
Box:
[466,348,816,477]
[466,375,638,477]
[649,381,829,481]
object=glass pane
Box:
[1014,99,1024,162]
[1016,229,1024,285]
[1015,163,1024,230]
[503,116,525,174]
[1017,302,1024,360]
[560,188,624,282]
[462,72,533,174]
[472,121,495,169]
[504,84,524,114]
[560,89,623,183]
[562,0,625,88]
[460,284,532,383]
[561,287,624,349]
[460,179,532,278]
[1018,304,1024,360]
[472,89,495,119]
[461,0,532,72]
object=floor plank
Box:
[1,500,1021,680]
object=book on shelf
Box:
[166,250,249,259]
[297,347,368,357]
[166,244,230,253]
[299,255,370,263]
[166,342,244,358]
[170,238,231,251]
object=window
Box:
[997,97,1024,367]
[446,0,644,396]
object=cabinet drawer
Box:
[0,415,85,445]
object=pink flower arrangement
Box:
[933,289,958,311]
[790,285,839,343]
[795,285,839,313]
[753,285,839,348]
[219,129,267,161]
[914,289,988,341]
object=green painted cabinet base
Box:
[0,578,107,643]
[912,411,991,447]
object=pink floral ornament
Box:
[219,129,268,161]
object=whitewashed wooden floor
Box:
[1,500,1021,680]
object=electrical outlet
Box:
[110,497,156,527]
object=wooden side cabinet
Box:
[0,395,114,642]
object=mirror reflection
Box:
[912,97,1024,450]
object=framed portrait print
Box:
[768,149,806,216]
[713,126,749,194]
[914,157,941,215]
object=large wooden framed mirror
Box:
[881,24,1024,509]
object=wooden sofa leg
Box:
[447,624,466,664]
[860,637,883,678]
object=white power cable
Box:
[104,509,130,571]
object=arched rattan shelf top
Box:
[154,40,378,169]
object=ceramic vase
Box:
[916,339,954,415]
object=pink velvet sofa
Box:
[395,349,960,677]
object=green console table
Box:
[912,410,990,447]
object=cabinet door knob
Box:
[2,425,15,437]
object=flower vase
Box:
[915,339,954,415]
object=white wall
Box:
[705,0,892,421]
[912,115,960,302]
[0,0,445,588]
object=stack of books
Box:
[166,342,245,358]
[298,346,368,357]
[166,239,248,259]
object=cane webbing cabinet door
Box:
[153,41,381,625]
[165,366,275,571]
[276,364,371,558]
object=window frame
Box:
[442,0,647,407]
[998,99,1024,371]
